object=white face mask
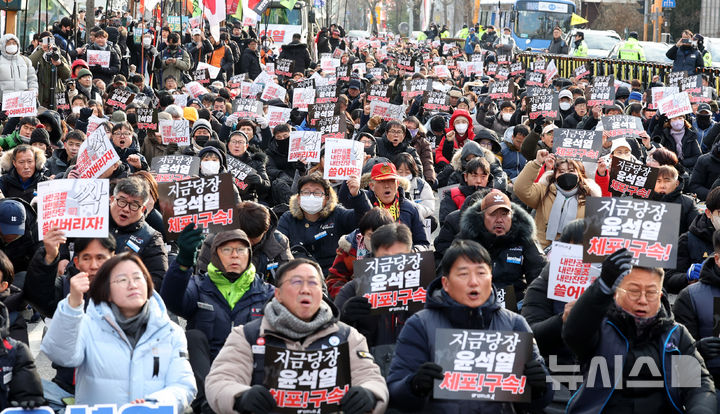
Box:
[354,123,360,130]
[501,112,512,122]
[671,119,685,131]
[712,213,720,231]
[300,195,324,214]
[559,102,572,111]
[455,122,468,134]
[72,106,82,114]
[200,160,220,176]
[142,37,152,46]
[5,44,18,55]
[401,174,413,181]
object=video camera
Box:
[42,37,61,62]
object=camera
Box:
[44,46,61,62]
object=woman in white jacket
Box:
[0,34,38,100]
[41,253,197,412]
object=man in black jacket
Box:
[547,27,569,54]
[279,33,311,74]
[689,140,720,201]
[239,38,261,80]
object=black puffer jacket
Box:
[374,131,424,178]
[239,47,261,80]
[0,302,44,410]
[665,213,715,294]
[265,138,307,205]
[688,142,720,201]
[650,176,698,236]
[229,146,271,201]
[654,123,702,172]
[278,41,311,74]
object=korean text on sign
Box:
[547,241,597,302]
[37,179,110,240]
[323,139,364,180]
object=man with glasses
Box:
[226,131,270,202]
[205,258,389,414]
[563,249,716,413]
[375,121,423,179]
[161,227,274,413]
[109,177,168,288]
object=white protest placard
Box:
[547,241,598,302]
[433,64,451,78]
[266,106,292,128]
[173,93,188,107]
[87,50,111,68]
[658,91,692,118]
[85,115,104,135]
[544,59,558,84]
[323,138,364,180]
[320,57,340,73]
[650,86,679,109]
[352,62,367,76]
[265,62,275,74]
[159,119,191,145]
[292,87,316,111]
[196,61,221,79]
[2,91,37,118]
[369,100,406,121]
[253,71,274,86]
[288,131,322,162]
[260,83,287,102]
[37,179,110,240]
[74,125,120,179]
[185,82,208,98]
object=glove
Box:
[175,223,205,267]
[524,359,548,393]
[213,110,226,122]
[532,115,546,134]
[225,113,239,127]
[10,399,45,410]
[340,296,372,324]
[340,386,376,414]
[244,172,262,186]
[233,385,276,414]
[696,337,720,360]
[256,115,269,129]
[687,263,702,282]
[79,107,93,122]
[599,248,633,292]
[410,362,444,397]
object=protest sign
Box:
[658,92,693,118]
[497,54,511,65]
[601,115,645,138]
[0,403,174,414]
[320,57,340,73]
[353,251,434,315]
[294,78,316,89]
[488,80,514,100]
[85,115,104,135]
[87,50,111,68]
[317,115,347,140]
[525,72,544,87]
[159,119,191,146]
[55,92,69,111]
[433,329,533,403]
[264,343,351,413]
[552,129,602,162]
[173,93,189,107]
[528,93,559,120]
[166,15,181,31]
[679,74,702,97]
[227,74,247,88]
[667,71,687,87]
[158,174,237,239]
[352,62,367,76]
[136,108,158,130]
[544,60,558,84]
[368,84,391,102]
[336,65,350,82]
[232,98,263,119]
[486,63,498,76]
[308,102,341,126]
[369,67,385,78]
[547,241,597,302]
[185,82,208,98]
[106,89,135,110]
[583,197,680,267]
[648,86,679,110]
[227,156,256,191]
[37,179,109,239]
[422,91,451,112]
[510,62,524,76]
[265,62,275,74]
[495,285,518,312]
[323,138,364,180]
[2,91,37,117]
[74,125,120,179]
[369,101,405,121]
[495,66,510,81]
[260,83,287,102]
[292,87,316,111]
[316,84,339,103]
[608,158,659,199]
[402,79,432,98]
[587,76,616,107]
[196,62,221,79]
[275,58,295,78]
[574,64,590,79]
[397,54,414,71]
[434,64,451,78]
[193,68,211,84]
[150,155,201,182]
[267,106,292,129]
[288,131,322,162]
[459,61,483,77]
[533,59,547,73]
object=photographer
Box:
[666,29,705,75]
[30,32,71,109]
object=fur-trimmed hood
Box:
[288,186,339,220]
[460,201,538,248]
[450,142,499,171]
[1,146,46,173]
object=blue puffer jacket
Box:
[386,278,553,413]
[499,140,527,180]
[41,292,197,412]
[160,260,275,358]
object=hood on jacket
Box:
[450,140,499,171]
[689,212,715,243]
[424,276,502,330]
[699,257,720,286]
[474,128,502,153]
[0,302,11,339]
[0,146,47,173]
[288,186,339,220]
[446,109,476,142]
[459,201,537,249]
[0,34,20,59]
[210,229,252,274]
[37,110,64,145]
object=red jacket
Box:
[435,110,476,165]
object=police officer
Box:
[618,31,646,61]
[572,31,589,57]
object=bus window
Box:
[266,7,302,25]
[514,9,571,38]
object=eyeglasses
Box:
[113,132,132,137]
[114,198,143,211]
[111,272,146,287]
[617,287,660,301]
[230,139,247,145]
[387,129,404,135]
[282,277,321,289]
[219,246,250,256]
[300,191,325,197]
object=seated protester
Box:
[594,138,640,196]
[386,240,552,412]
[477,100,517,136]
[562,249,716,413]
[439,157,492,225]
[515,150,602,250]
[111,122,149,172]
[41,253,197,412]
[688,140,720,201]
[393,153,434,222]
[499,124,529,180]
[46,130,84,178]
[226,131,271,202]
[198,145,228,177]
[161,226,274,412]
[665,186,720,294]
[0,145,47,204]
[437,139,507,191]
[181,118,217,156]
[327,208,394,299]
[375,121,424,180]
[0,117,39,151]
[562,97,588,130]
[653,114,702,173]
[403,116,436,186]
[459,189,547,300]
[435,109,476,174]
[196,202,293,284]
[650,165,698,236]
[205,258,389,414]
[695,103,716,152]
[434,191,489,262]
[0,250,28,344]
[0,199,39,275]
[474,128,503,158]
[132,171,167,238]
[28,127,52,159]
[278,172,371,274]
[141,125,174,162]
[266,124,308,206]
[110,176,169,288]
[340,162,430,249]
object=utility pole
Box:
[643,0,649,41]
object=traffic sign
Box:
[663,0,675,8]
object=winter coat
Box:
[160,260,275,358]
[207,45,235,80]
[375,132,424,179]
[239,47,262,80]
[563,279,716,414]
[499,139,526,179]
[547,37,569,54]
[82,42,121,85]
[514,161,602,249]
[410,131,436,184]
[229,147,271,201]
[110,216,168,289]
[435,111,476,166]
[29,47,71,108]
[159,46,191,88]
[0,149,48,204]
[278,187,371,273]
[562,111,584,129]
[665,213,715,294]
[651,176,698,236]
[0,199,38,274]
[278,41,311,74]
[406,176,435,219]
[327,229,369,298]
[265,139,307,205]
[41,293,197,412]
[459,201,546,298]
[688,145,720,201]
[438,145,508,192]
[45,148,73,177]
[520,130,553,162]
[655,124,702,172]
[666,44,705,75]
[386,278,553,413]
[0,34,39,100]
[204,299,388,414]
[0,302,43,410]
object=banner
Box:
[0,403,174,414]
[353,251,434,315]
[547,242,597,302]
[87,50,111,68]
[583,197,680,267]
[552,129,602,162]
[288,131,322,162]
[227,157,256,190]
[158,174,237,240]
[608,158,658,199]
[74,125,120,179]
[106,89,135,110]
[150,155,200,182]
[433,329,533,402]
[159,119,191,146]
[2,91,37,117]
[323,138,364,180]
[601,115,645,138]
[37,179,109,239]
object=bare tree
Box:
[86,0,95,29]
[365,0,381,34]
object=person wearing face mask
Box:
[277,172,370,275]
[0,34,39,103]
[29,32,71,109]
[478,100,516,136]
[694,103,717,151]
[74,69,103,102]
[653,114,701,173]
[127,29,158,84]
[160,32,191,88]
[435,110,476,172]
[80,29,120,86]
[403,116,436,186]
[558,89,574,119]
[182,119,217,156]
[515,151,602,249]
[198,146,227,177]
[594,138,639,197]
[666,29,705,75]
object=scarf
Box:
[375,196,400,221]
[207,262,256,309]
[264,298,335,340]
[546,186,579,241]
[670,128,684,159]
[110,301,150,349]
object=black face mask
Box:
[194,134,210,146]
[127,113,137,125]
[697,114,712,130]
[277,137,289,153]
[556,173,578,191]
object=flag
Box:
[570,13,588,26]
[203,0,226,40]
